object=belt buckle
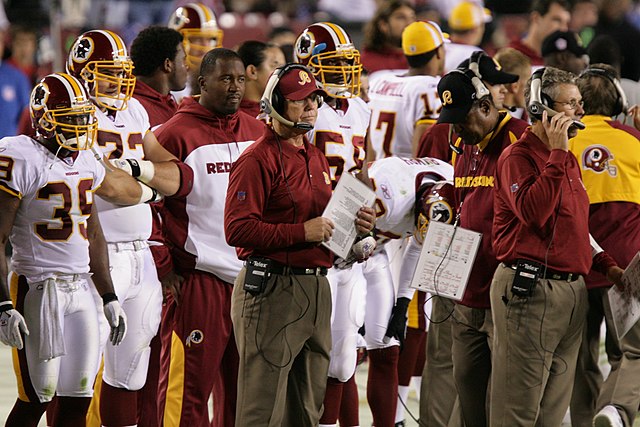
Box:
[303,268,314,275]
[550,273,562,281]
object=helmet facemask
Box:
[38,105,98,151]
[309,46,362,99]
[182,28,223,69]
[82,59,136,111]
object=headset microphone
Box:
[260,63,322,132]
[447,124,463,155]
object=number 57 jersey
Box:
[0,135,105,283]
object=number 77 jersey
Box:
[308,96,371,189]
[368,73,441,159]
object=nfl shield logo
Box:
[237,191,246,201]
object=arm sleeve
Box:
[498,149,567,230]
[224,154,306,249]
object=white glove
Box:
[352,235,376,261]
[103,300,127,346]
[0,304,29,349]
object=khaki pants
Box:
[232,267,332,427]
[420,296,463,427]
[489,264,588,427]
[452,304,493,427]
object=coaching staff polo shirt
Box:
[492,129,594,275]
[225,127,334,268]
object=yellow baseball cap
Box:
[448,1,492,32]
[402,21,449,56]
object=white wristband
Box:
[138,182,154,204]
[137,160,155,184]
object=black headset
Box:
[260,63,323,131]
[579,67,628,116]
[465,51,491,100]
[527,67,586,130]
[446,52,492,156]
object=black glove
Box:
[384,297,411,348]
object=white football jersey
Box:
[368,73,441,159]
[368,156,453,238]
[93,98,152,243]
[308,97,371,188]
[0,136,105,283]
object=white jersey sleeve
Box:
[368,74,441,159]
[368,156,453,238]
[0,136,104,282]
[93,99,152,243]
[308,97,371,188]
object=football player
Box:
[66,30,193,427]
[0,73,135,426]
[367,20,447,160]
[293,22,371,427]
[169,2,223,98]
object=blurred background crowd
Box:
[2,0,640,137]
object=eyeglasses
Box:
[287,93,321,105]
[551,98,584,110]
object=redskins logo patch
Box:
[442,90,453,106]
[31,84,48,111]
[428,200,453,224]
[72,38,93,63]
[186,329,204,347]
[295,32,315,60]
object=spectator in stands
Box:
[6,25,38,85]
[595,0,640,81]
[361,0,415,74]
[444,1,490,73]
[570,0,599,46]
[541,30,589,75]
[0,27,31,138]
[508,0,571,66]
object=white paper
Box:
[409,221,482,301]
[322,172,376,259]
[609,251,640,340]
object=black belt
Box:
[269,263,328,277]
[508,263,580,282]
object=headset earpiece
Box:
[260,63,319,131]
[467,52,491,99]
[527,67,551,120]
[579,67,628,116]
[528,67,586,130]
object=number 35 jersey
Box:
[0,135,105,282]
[308,97,371,188]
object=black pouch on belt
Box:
[244,256,273,296]
[511,259,542,298]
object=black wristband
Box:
[127,159,141,178]
[0,301,14,313]
[101,293,118,305]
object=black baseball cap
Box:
[541,30,588,57]
[457,54,519,84]
[437,71,477,124]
